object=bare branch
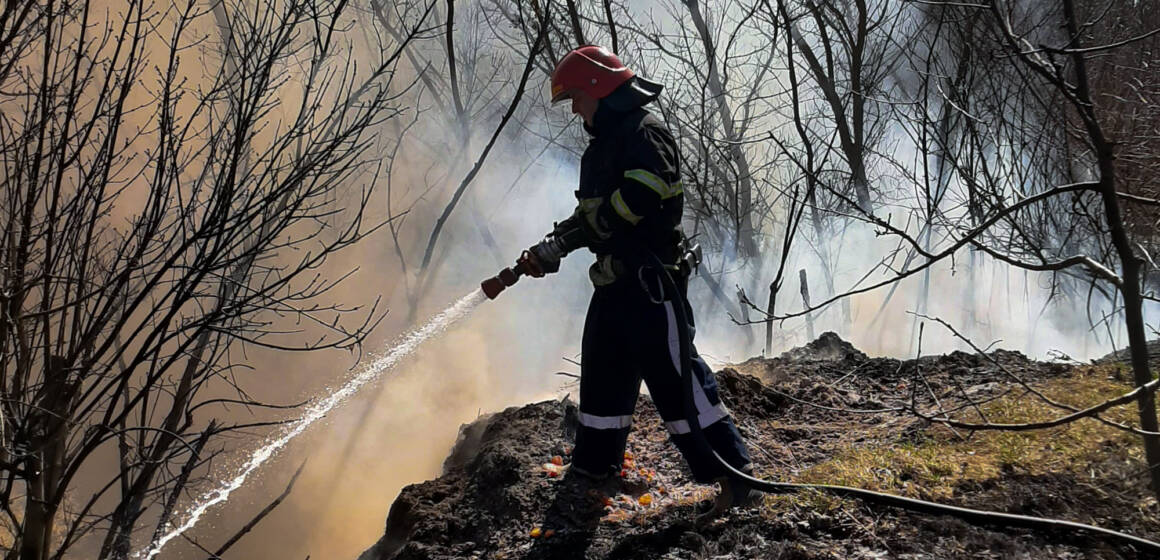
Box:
[210,461,307,558]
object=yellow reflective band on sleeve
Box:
[610,189,643,225]
[624,169,682,199]
[624,169,668,197]
[578,197,604,215]
[577,197,613,240]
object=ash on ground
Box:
[360,333,1159,560]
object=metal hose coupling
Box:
[533,236,568,262]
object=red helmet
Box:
[550,46,635,103]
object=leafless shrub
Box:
[0,0,426,557]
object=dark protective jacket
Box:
[553,84,686,285]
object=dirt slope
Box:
[359,334,1159,560]
[1097,339,1160,371]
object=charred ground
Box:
[360,334,1159,560]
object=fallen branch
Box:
[914,313,1160,437]
[769,386,905,415]
[1117,191,1160,206]
[911,374,1160,432]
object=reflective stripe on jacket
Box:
[568,105,685,285]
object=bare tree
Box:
[681,0,764,258]
[769,0,897,214]
[995,0,1160,497]
[366,0,556,323]
[0,0,425,557]
[744,0,1160,499]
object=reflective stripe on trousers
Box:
[572,279,752,482]
[661,300,729,434]
[578,411,633,430]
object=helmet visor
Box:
[550,82,573,104]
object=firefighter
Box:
[519,45,759,516]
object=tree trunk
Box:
[912,227,933,356]
[685,0,758,257]
[800,269,815,342]
[20,357,73,560]
[1055,0,1160,498]
[809,192,850,330]
[20,464,51,560]
[1098,160,1160,497]
[736,286,756,349]
[564,0,586,45]
[966,248,978,332]
[765,279,777,356]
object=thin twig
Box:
[909,376,1160,432]
[211,460,308,558]
[912,323,966,440]
[914,313,1160,436]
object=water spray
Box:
[137,289,488,559]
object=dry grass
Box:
[763,364,1148,515]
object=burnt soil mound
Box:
[360,333,1160,560]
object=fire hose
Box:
[639,248,1160,556]
[482,246,1160,555]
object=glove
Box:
[518,237,566,278]
[552,216,594,253]
[517,249,546,278]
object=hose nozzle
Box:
[481,264,525,300]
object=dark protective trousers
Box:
[571,274,752,482]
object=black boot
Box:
[695,468,763,523]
